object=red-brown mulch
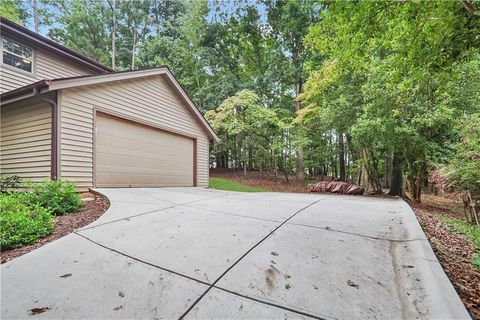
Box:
[0,193,109,264]
[412,199,480,319]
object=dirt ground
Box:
[210,170,480,318]
[1,193,110,264]
[210,169,313,193]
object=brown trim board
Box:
[193,139,197,187]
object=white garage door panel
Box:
[95,114,194,187]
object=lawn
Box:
[209,177,269,192]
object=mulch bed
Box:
[0,193,109,264]
[412,201,480,319]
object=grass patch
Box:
[437,215,480,268]
[209,177,268,192]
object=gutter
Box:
[33,87,58,180]
[1,17,112,73]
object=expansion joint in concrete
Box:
[178,197,330,320]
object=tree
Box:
[301,0,480,201]
[106,0,116,69]
[118,0,151,69]
[206,90,291,177]
[0,0,27,24]
[442,114,480,225]
[47,0,111,65]
[265,0,319,181]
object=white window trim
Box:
[0,36,36,77]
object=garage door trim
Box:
[93,109,197,188]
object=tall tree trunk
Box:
[384,154,391,188]
[338,131,345,181]
[361,148,383,194]
[274,156,278,181]
[406,160,424,203]
[243,141,247,177]
[295,78,304,181]
[361,149,369,188]
[111,0,116,70]
[131,29,137,69]
[32,0,39,33]
[388,152,403,196]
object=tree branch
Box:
[460,0,480,17]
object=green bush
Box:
[0,193,54,249]
[0,175,21,194]
[27,179,83,216]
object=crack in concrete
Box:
[182,204,283,223]
[288,222,429,243]
[212,286,337,320]
[177,197,331,320]
[72,198,332,320]
[76,194,226,232]
[73,232,212,286]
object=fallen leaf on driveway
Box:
[346,280,359,289]
[30,307,50,315]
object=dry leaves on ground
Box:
[413,202,480,319]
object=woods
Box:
[2,0,479,211]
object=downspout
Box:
[33,87,58,180]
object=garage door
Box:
[95,113,194,187]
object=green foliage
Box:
[209,177,268,192]
[442,114,480,196]
[12,0,480,199]
[0,193,54,249]
[45,0,111,65]
[0,175,21,194]
[437,215,480,268]
[27,179,83,216]
[299,0,480,199]
[0,0,26,24]
[206,90,293,171]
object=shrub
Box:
[0,193,54,249]
[27,179,83,216]
[0,175,21,194]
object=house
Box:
[0,17,218,190]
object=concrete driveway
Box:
[1,188,470,319]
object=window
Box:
[2,38,33,72]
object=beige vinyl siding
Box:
[59,75,210,189]
[0,47,93,94]
[1,99,51,182]
[95,114,194,187]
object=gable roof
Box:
[0,17,112,73]
[0,67,219,142]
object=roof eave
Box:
[0,80,51,104]
[0,17,112,73]
[0,68,219,142]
